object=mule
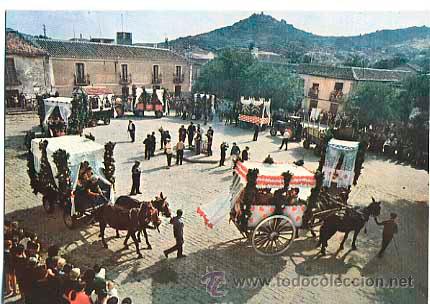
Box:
[318,198,381,255]
[95,202,161,258]
[114,192,171,249]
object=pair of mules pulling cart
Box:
[198,138,377,256]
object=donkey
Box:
[114,192,171,249]
[95,202,161,258]
[318,198,381,255]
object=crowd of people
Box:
[4,221,134,304]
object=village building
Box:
[297,64,411,115]
[31,34,191,97]
[5,29,51,109]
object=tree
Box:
[342,54,369,68]
[344,82,401,125]
[372,55,408,69]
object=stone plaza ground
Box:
[4,113,429,304]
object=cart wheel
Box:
[63,209,76,229]
[252,215,296,256]
[42,196,54,214]
[270,128,277,136]
[104,117,110,125]
[155,111,163,118]
[303,140,310,149]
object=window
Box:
[334,82,344,91]
[121,64,128,81]
[75,63,85,82]
[175,85,182,97]
[153,65,160,79]
[5,58,19,84]
[175,66,182,77]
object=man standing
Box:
[143,134,151,160]
[279,132,289,151]
[206,134,213,156]
[219,142,228,166]
[230,142,241,169]
[165,139,173,168]
[163,209,185,259]
[164,130,171,150]
[253,124,260,141]
[187,122,196,148]
[241,146,250,162]
[159,127,165,150]
[179,125,187,143]
[127,120,136,143]
[375,213,399,258]
[150,132,156,157]
[130,161,142,195]
[195,131,202,155]
[176,140,185,165]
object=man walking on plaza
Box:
[127,120,136,143]
[165,139,173,168]
[187,122,196,148]
[230,142,241,169]
[130,161,142,195]
[195,130,202,155]
[279,132,289,151]
[143,134,151,160]
[179,125,187,143]
[219,142,228,166]
[375,213,399,258]
[150,132,156,157]
[253,124,260,141]
[159,127,165,150]
[164,209,186,259]
[176,140,185,165]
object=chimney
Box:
[116,32,132,45]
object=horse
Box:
[95,202,161,258]
[318,198,381,255]
[114,192,171,249]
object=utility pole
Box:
[43,24,46,38]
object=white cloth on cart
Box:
[43,97,73,126]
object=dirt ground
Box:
[4,113,429,304]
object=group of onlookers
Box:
[4,220,133,304]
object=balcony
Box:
[74,74,90,86]
[308,87,319,99]
[5,74,21,86]
[173,73,185,84]
[119,73,132,85]
[152,74,162,84]
[329,90,344,103]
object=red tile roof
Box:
[6,32,47,57]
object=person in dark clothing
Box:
[241,146,250,162]
[195,131,202,155]
[219,142,228,166]
[375,213,398,258]
[253,124,260,141]
[279,133,289,151]
[206,134,213,156]
[143,134,151,160]
[187,122,196,148]
[178,125,187,143]
[130,161,142,195]
[163,130,171,153]
[230,142,241,169]
[176,140,185,165]
[164,209,185,258]
[127,120,136,143]
[159,127,165,150]
[150,132,156,156]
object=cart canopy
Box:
[43,97,73,126]
[31,135,108,190]
[323,139,359,188]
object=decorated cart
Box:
[239,97,271,126]
[198,160,346,256]
[81,87,114,126]
[41,97,73,137]
[27,135,116,229]
[135,88,168,118]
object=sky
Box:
[5,11,430,43]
